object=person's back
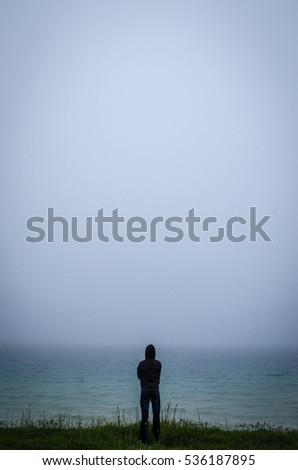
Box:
[137,347,161,391]
[137,344,162,443]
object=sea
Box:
[0,345,297,428]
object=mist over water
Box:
[1,0,298,351]
[1,1,298,437]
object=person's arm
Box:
[158,362,162,380]
[137,363,141,379]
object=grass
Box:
[0,406,297,450]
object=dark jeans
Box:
[140,389,160,443]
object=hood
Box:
[145,344,156,359]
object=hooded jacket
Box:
[137,344,162,392]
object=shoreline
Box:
[0,419,297,450]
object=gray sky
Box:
[1,0,297,349]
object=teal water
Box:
[0,346,297,428]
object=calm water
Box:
[0,346,297,428]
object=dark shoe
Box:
[153,429,160,441]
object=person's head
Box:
[145,344,156,359]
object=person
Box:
[137,344,162,443]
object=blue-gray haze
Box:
[1,0,297,350]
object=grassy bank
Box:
[0,419,297,449]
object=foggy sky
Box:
[1,0,297,349]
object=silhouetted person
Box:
[137,344,162,443]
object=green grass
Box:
[0,415,297,449]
